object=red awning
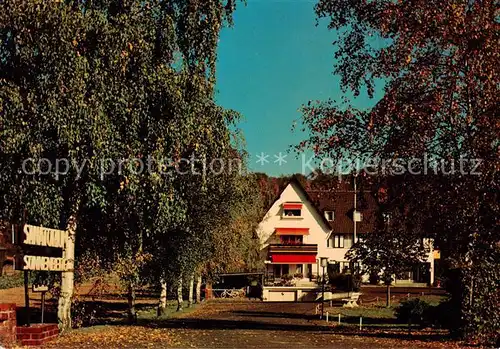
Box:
[275,228,309,236]
[271,254,316,263]
[283,203,303,210]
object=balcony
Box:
[268,244,318,264]
[268,244,318,254]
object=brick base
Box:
[0,303,17,347]
[16,324,59,346]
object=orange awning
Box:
[275,228,309,236]
[283,203,303,210]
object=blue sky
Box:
[216,0,381,176]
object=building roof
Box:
[306,189,378,234]
[261,174,380,235]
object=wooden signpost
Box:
[14,222,72,326]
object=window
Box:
[324,211,334,221]
[273,264,281,277]
[328,234,344,248]
[273,264,289,277]
[335,235,344,248]
[327,262,340,274]
[283,209,301,217]
[282,203,302,218]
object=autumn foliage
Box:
[300,0,499,344]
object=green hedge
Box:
[0,273,25,289]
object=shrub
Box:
[293,272,303,279]
[72,299,100,328]
[0,273,25,289]
[369,272,380,285]
[351,274,362,291]
[281,274,293,281]
[328,272,345,288]
[395,298,430,327]
[424,298,462,330]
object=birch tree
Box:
[0,0,240,331]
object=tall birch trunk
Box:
[386,284,391,308]
[127,234,143,322]
[188,273,194,307]
[57,213,77,332]
[195,274,202,303]
[157,278,167,316]
[176,273,183,311]
[127,283,137,323]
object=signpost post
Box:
[32,284,49,324]
[24,270,30,326]
[320,257,328,320]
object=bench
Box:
[341,292,360,308]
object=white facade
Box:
[257,181,435,286]
[257,181,354,279]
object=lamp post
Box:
[320,257,328,319]
[353,172,360,244]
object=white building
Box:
[257,176,435,289]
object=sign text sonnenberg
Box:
[21,224,72,271]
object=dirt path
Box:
[46,300,465,348]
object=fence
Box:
[211,288,246,299]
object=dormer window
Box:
[284,209,301,217]
[282,202,302,218]
[324,211,334,221]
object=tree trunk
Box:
[188,273,194,307]
[127,283,137,323]
[176,273,183,311]
[469,275,474,307]
[57,213,77,332]
[157,278,167,316]
[386,284,391,308]
[195,274,202,303]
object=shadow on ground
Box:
[30,298,452,345]
[144,317,450,342]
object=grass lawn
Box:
[136,300,201,322]
[324,294,447,328]
[414,295,445,305]
[327,305,394,319]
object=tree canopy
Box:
[299,0,499,343]
[0,0,248,330]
